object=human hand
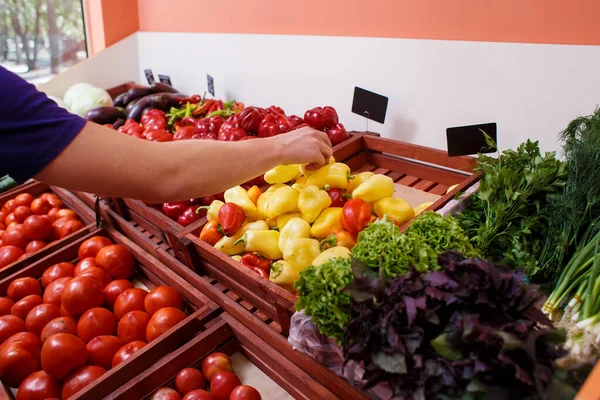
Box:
[269,127,333,169]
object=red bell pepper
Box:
[214,192,226,202]
[199,195,217,206]
[287,115,304,129]
[341,198,372,234]
[240,252,271,274]
[266,105,285,115]
[320,229,357,250]
[303,106,339,131]
[178,116,197,127]
[238,107,267,134]
[177,206,202,227]
[199,221,223,246]
[144,129,173,142]
[119,119,145,136]
[327,123,349,146]
[326,188,351,208]
[258,113,292,137]
[218,127,248,141]
[162,201,189,220]
[218,203,246,236]
[207,115,225,133]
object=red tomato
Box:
[51,217,75,240]
[39,193,53,201]
[0,210,6,224]
[0,245,24,268]
[0,297,15,316]
[46,207,60,223]
[76,267,112,289]
[74,257,98,275]
[95,244,136,280]
[0,314,26,344]
[40,317,77,342]
[77,308,117,343]
[43,277,72,308]
[61,365,106,399]
[0,336,41,388]
[230,386,262,400]
[151,388,183,400]
[47,196,63,209]
[86,335,123,370]
[111,340,145,367]
[3,199,16,213]
[25,240,46,254]
[210,371,241,400]
[41,333,88,380]
[41,262,75,288]
[30,198,52,215]
[146,307,187,342]
[175,368,206,395]
[118,310,150,343]
[103,279,134,309]
[59,219,85,239]
[13,206,32,224]
[60,304,79,320]
[25,303,60,336]
[7,277,41,301]
[57,209,77,220]
[144,286,184,316]
[113,288,148,320]
[61,277,104,316]
[4,212,16,225]
[16,370,62,400]
[182,390,213,400]
[23,215,52,241]
[78,236,113,260]
[11,295,43,320]
[201,352,233,381]
[3,224,28,249]
[14,193,34,207]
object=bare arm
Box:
[35,122,333,202]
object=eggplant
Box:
[126,93,187,122]
[86,106,126,125]
[112,118,125,130]
[151,82,178,94]
[113,92,128,107]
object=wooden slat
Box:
[428,184,449,195]
[344,151,368,172]
[388,171,404,181]
[332,131,366,162]
[397,175,420,187]
[372,168,389,175]
[412,180,437,192]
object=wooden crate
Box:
[0,182,98,280]
[101,206,368,400]
[0,226,219,400]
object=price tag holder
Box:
[351,87,388,124]
[207,74,215,96]
[158,74,172,86]
[446,122,497,157]
[144,69,155,85]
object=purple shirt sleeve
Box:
[0,66,86,183]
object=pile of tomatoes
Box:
[150,352,261,400]
[0,235,188,399]
[0,192,86,269]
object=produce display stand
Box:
[0,226,219,400]
[0,182,97,279]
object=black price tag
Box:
[207,74,215,96]
[158,74,172,86]
[446,123,497,157]
[351,87,388,124]
[144,69,155,85]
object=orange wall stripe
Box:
[102,0,139,47]
[137,0,600,45]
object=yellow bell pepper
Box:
[269,260,300,293]
[264,164,302,184]
[214,221,269,255]
[300,156,335,178]
[446,184,459,194]
[278,217,311,252]
[283,238,321,272]
[374,197,415,225]
[277,212,302,230]
[306,163,351,190]
[312,246,351,266]
[347,171,374,194]
[291,183,305,192]
[295,176,307,185]
[298,185,331,223]
[352,175,394,203]
[235,230,283,260]
[265,185,299,219]
[231,255,243,262]
[413,201,434,216]
[197,200,224,222]
[256,184,286,220]
[247,185,262,205]
[225,186,257,219]
[310,207,343,239]
[266,217,278,229]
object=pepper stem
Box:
[320,234,337,251]
[233,235,248,247]
[195,206,209,215]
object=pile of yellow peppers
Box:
[199,157,434,293]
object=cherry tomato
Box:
[51,217,75,240]
[0,337,40,387]
[13,206,32,224]
[41,333,88,380]
[47,196,64,209]
[230,385,262,400]
[95,244,136,280]
[175,368,206,395]
[146,307,187,342]
[7,277,41,301]
[210,371,241,400]
[103,280,134,309]
[113,288,148,320]
[0,314,26,344]
[23,215,52,241]
[151,387,183,400]
[16,370,62,400]
[41,262,75,288]
[118,310,150,343]
[3,224,28,249]
[77,267,112,289]
[201,352,233,381]
[86,335,123,370]
[47,207,60,223]
[61,277,104,316]
[144,286,184,316]
[40,317,77,342]
[0,297,15,316]
[78,236,113,260]
[0,245,24,268]
[59,219,85,239]
[25,240,46,254]
[111,340,145,367]
[11,295,42,320]
[25,303,60,336]
[77,308,117,343]
[4,212,16,226]
[30,198,52,215]
[182,390,213,400]
[57,209,77,220]
[43,277,72,308]
[61,365,106,399]
[14,193,34,207]
[74,257,98,275]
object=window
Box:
[0,0,87,84]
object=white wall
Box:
[137,32,600,155]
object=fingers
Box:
[317,139,333,160]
